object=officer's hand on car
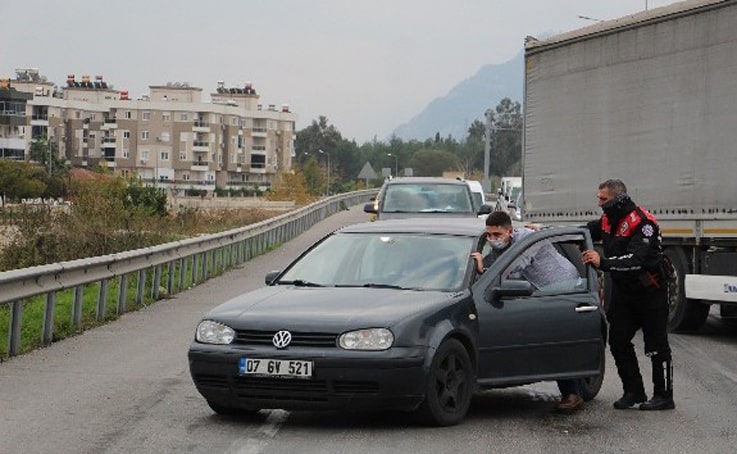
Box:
[582,250,601,268]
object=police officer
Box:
[582,179,675,411]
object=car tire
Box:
[417,338,473,426]
[580,342,605,401]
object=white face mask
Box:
[488,237,510,250]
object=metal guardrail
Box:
[0,190,377,358]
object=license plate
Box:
[238,358,313,378]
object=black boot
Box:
[640,358,675,411]
[613,391,647,409]
[639,394,675,410]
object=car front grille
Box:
[234,330,338,347]
[194,374,380,400]
[233,377,380,399]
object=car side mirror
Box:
[363,202,378,214]
[485,280,534,303]
[477,204,492,216]
[265,270,281,285]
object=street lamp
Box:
[387,153,398,177]
[318,149,330,196]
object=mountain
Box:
[392,50,524,142]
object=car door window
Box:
[501,235,588,295]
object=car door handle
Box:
[575,305,598,313]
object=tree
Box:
[265,169,312,204]
[488,97,523,177]
[0,160,47,202]
[301,156,325,195]
[28,137,70,198]
[408,149,458,176]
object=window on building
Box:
[140,149,149,161]
[162,112,170,122]
[142,111,151,121]
[183,173,190,181]
[123,131,130,139]
[123,148,130,159]
[159,131,170,142]
[179,150,187,161]
[141,130,149,140]
[125,111,132,119]
[180,113,188,121]
[160,151,169,161]
[180,132,188,142]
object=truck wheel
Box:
[665,247,709,332]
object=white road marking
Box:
[227,409,290,454]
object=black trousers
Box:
[607,284,671,395]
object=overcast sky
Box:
[2,0,675,143]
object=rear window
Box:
[382,183,473,214]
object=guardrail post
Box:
[202,252,209,281]
[97,279,109,321]
[178,257,186,292]
[42,292,56,345]
[167,261,175,296]
[118,274,128,314]
[152,265,162,301]
[8,299,23,357]
[136,269,146,306]
[192,254,199,285]
[73,285,84,329]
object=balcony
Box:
[251,127,267,138]
[250,162,266,174]
[192,140,209,152]
[30,114,49,126]
[101,118,118,130]
[251,145,266,154]
[102,137,116,148]
[193,120,210,132]
[191,161,209,172]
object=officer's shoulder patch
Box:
[642,224,654,237]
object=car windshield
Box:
[278,232,475,291]
[382,184,473,213]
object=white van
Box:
[465,180,486,212]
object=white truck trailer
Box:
[522,0,737,331]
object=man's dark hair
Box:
[599,179,628,196]
[486,210,512,228]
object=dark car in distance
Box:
[188,218,605,426]
[364,177,492,220]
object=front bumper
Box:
[188,343,429,412]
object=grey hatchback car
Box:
[364,177,492,220]
[188,218,606,426]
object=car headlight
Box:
[196,320,235,345]
[339,328,394,350]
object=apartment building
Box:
[1,68,297,193]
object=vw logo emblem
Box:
[272,330,292,349]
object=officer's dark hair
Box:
[486,210,512,228]
[599,179,627,196]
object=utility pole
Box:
[483,109,493,193]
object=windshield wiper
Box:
[360,283,415,290]
[279,279,324,287]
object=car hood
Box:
[205,286,459,331]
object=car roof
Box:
[338,217,486,236]
[384,177,470,186]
